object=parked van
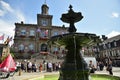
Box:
[83,57,97,68]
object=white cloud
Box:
[106,31,120,38]
[15,10,25,22]
[0,9,5,16]
[0,0,13,16]
[111,12,119,18]
[0,0,25,44]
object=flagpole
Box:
[2,34,5,44]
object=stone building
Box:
[96,35,120,66]
[13,3,68,59]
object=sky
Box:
[0,0,120,44]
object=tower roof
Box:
[41,3,49,15]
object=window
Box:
[103,44,106,49]
[19,44,24,50]
[54,47,58,51]
[114,41,117,47]
[29,44,34,50]
[41,20,48,26]
[40,31,45,38]
[108,43,111,48]
[53,47,59,54]
[41,44,47,51]
[21,30,26,36]
[53,32,58,36]
[29,30,35,36]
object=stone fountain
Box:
[49,5,100,80]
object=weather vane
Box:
[44,0,46,4]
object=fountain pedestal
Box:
[58,35,90,80]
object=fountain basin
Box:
[29,74,120,80]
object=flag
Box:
[9,37,12,41]
[0,54,16,72]
[4,36,12,45]
[37,28,41,32]
[45,30,48,35]
[0,34,4,40]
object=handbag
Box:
[106,67,109,71]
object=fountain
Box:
[49,5,100,80]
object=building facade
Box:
[13,4,68,59]
[96,35,120,67]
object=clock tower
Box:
[37,3,53,26]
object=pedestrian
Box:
[28,61,32,72]
[106,60,113,75]
[89,60,96,73]
[99,61,104,71]
[39,63,42,72]
[48,62,53,72]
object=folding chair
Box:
[0,71,10,80]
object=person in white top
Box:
[28,62,32,72]
[48,62,52,72]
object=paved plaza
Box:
[3,67,120,80]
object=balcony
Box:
[39,37,49,40]
[28,50,35,54]
[19,34,26,38]
[18,50,24,53]
[40,51,49,55]
[29,35,35,38]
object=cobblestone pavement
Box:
[2,67,120,80]
[95,67,120,77]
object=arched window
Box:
[41,44,47,52]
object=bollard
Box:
[19,68,22,76]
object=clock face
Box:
[41,20,48,26]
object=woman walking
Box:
[107,60,113,75]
